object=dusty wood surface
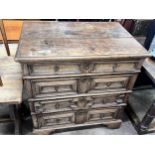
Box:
[15,21,149,62]
[0,57,22,104]
[21,21,132,39]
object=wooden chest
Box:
[15,21,149,134]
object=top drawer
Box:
[26,60,141,77]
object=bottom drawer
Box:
[32,112,75,128]
[88,108,119,121]
[32,105,125,129]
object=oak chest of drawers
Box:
[15,21,149,134]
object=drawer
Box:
[87,107,119,122]
[32,106,123,129]
[33,112,75,128]
[27,60,140,77]
[74,106,124,124]
[77,75,131,93]
[29,93,125,114]
[31,78,77,98]
[30,74,131,98]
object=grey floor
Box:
[0,114,138,135]
[55,115,138,135]
[1,113,153,135]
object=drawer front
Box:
[29,63,80,76]
[32,106,121,128]
[30,75,131,98]
[87,108,118,122]
[28,60,140,77]
[77,75,130,93]
[33,112,75,128]
[29,93,125,114]
[31,79,77,98]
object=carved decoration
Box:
[75,109,88,124]
[55,103,60,109]
[134,62,139,69]
[37,114,45,128]
[112,63,118,72]
[54,65,60,72]
[77,77,92,93]
[54,86,59,92]
[79,62,95,73]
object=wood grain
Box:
[21,21,132,39]
[27,60,140,77]
[29,74,132,99]
[15,21,149,62]
[0,57,22,104]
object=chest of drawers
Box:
[15,21,149,134]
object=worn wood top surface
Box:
[0,57,22,104]
[143,58,155,83]
[16,21,149,62]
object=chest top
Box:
[15,21,149,62]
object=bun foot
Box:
[33,129,56,135]
[106,121,122,129]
